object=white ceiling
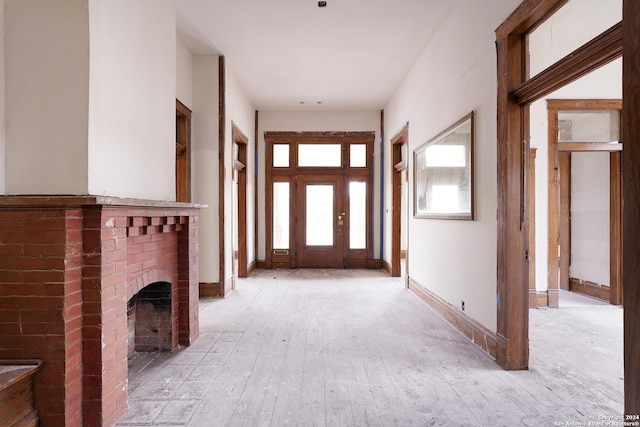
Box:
[176,0,454,111]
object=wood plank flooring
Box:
[116,269,623,426]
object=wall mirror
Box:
[414,112,474,220]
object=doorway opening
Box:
[547,100,622,306]
[232,124,249,282]
[264,131,375,269]
[390,124,409,282]
[496,0,622,370]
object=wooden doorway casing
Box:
[232,123,249,278]
[390,124,408,280]
[547,99,622,306]
[528,148,537,307]
[264,131,375,269]
[496,0,621,371]
[176,100,192,203]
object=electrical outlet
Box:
[461,300,465,311]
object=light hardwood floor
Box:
[116,269,623,426]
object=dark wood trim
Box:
[232,123,249,278]
[254,111,259,273]
[390,123,408,278]
[264,131,375,269]
[547,103,560,306]
[559,152,571,292]
[368,259,383,269]
[548,99,623,308]
[496,8,531,370]
[558,143,622,152]
[264,131,375,143]
[610,152,622,305]
[382,259,392,275]
[176,100,192,203]
[498,0,627,375]
[569,277,610,302]
[495,0,567,39]
[529,290,549,308]
[512,22,622,105]
[527,148,537,308]
[409,277,498,360]
[623,0,640,414]
[199,282,223,298]
[255,260,267,269]
[218,56,226,293]
[247,260,257,276]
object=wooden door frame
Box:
[496,0,621,370]
[176,100,192,203]
[547,99,622,308]
[528,148,537,307]
[264,131,375,269]
[622,0,640,412]
[390,124,408,279]
[232,123,248,278]
[547,99,622,306]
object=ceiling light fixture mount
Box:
[318,1,327,8]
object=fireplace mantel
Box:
[0,196,202,426]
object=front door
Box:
[296,175,344,268]
[265,131,375,270]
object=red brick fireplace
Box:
[0,196,201,426]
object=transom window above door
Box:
[270,140,370,169]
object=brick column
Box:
[82,207,129,426]
[0,208,84,426]
[178,212,199,346]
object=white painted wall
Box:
[571,152,610,286]
[4,0,90,195]
[0,0,5,194]
[87,0,176,201]
[527,0,621,78]
[224,62,256,282]
[176,37,194,109]
[383,0,521,332]
[191,55,219,283]
[257,111,381,261]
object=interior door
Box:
[296,175,344,268]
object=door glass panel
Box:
[306,185,333,246]
[557,110,620,144]
[350,144,366,167]
[349,181,366,249]
[525,0,621,79]
[273,182,289,249]
[298,144,341,167]
[273,144,289,167]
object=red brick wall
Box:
[0,203,199,427]
[0,208,84,426]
